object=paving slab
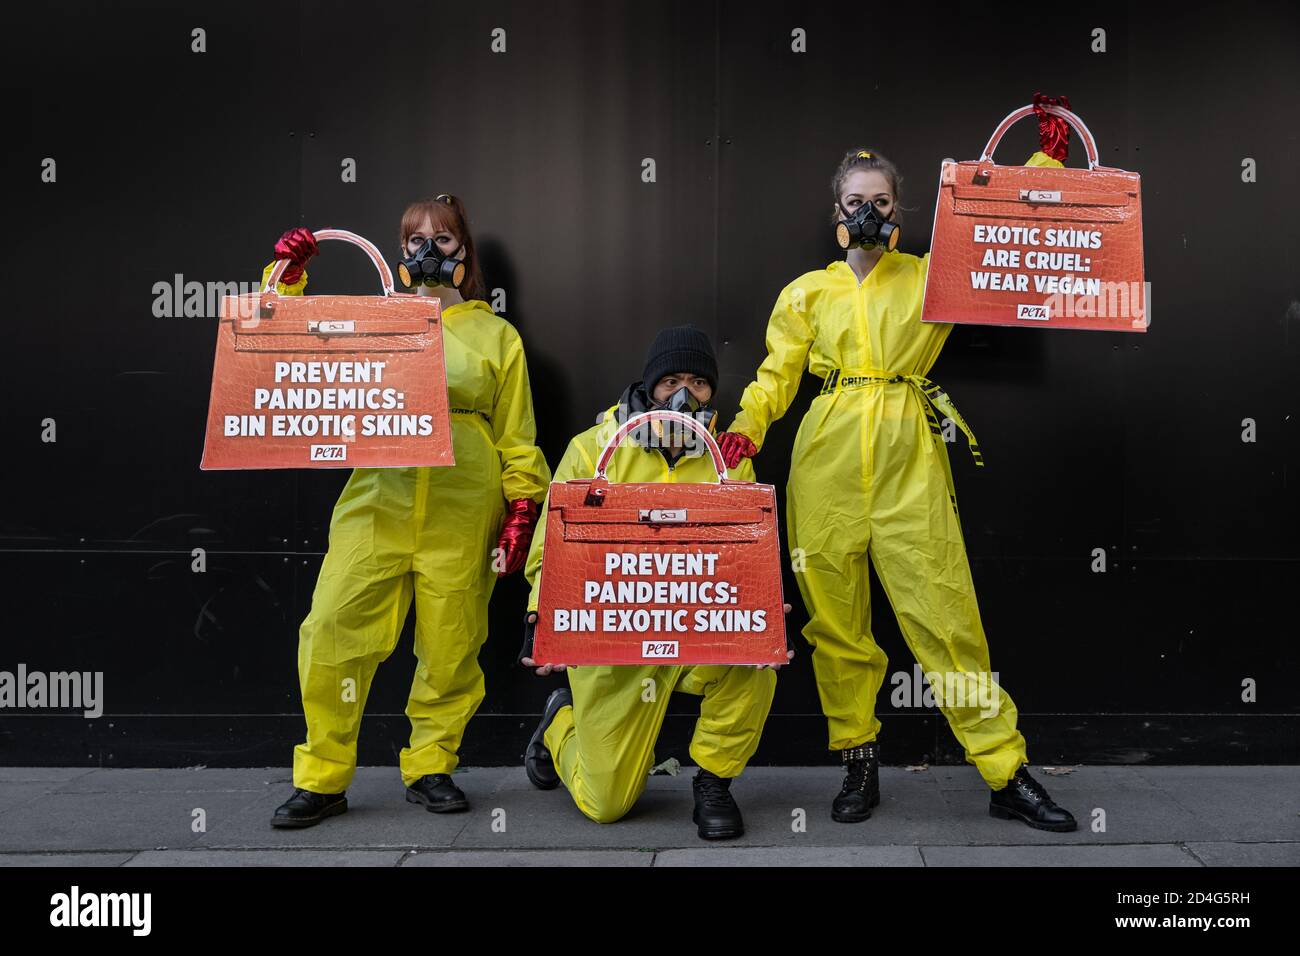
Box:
[1135,770,1300,843]
[1183,842,1300,866]
[124,849,405,867]
[401,849,654,866]
[0,852,135,867]
[920,843,1204,866]
[655,845,923,866]
[936,785,1209,845]
[0,790,269,853]
[0,768,99,784]
[52,768,285,794]
[0,782,55,817]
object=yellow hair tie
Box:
[857,150,872,158]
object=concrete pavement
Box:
[0,765,1296,866]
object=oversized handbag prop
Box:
[921,102,1147,332]
[533,410,788,666]
[201,229,454,469]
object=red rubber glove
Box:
[274,227,318,285]
[1032,92,1072,163]
[718,432,757,469]
[497,498,540,576]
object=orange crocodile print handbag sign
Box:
[922,103,1148,333]
[201,229,454,470]
[534,410,787,666]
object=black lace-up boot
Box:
[270,788,347,828]
[405,773,469,813]
[831,742,880,823]
[989,765,1077,832]
[692,768,744,840]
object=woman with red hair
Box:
[266,195,551,827]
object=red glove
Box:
[497,498,540,576]
[1032,92,1072,163]
[718,432,757,469]
[274,227,318,285]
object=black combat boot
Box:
[692,768,745,840]
[405,773,469,813]
[270,788,348,828]
[525,688,573,790]
[989,765,1078,832]
[831,742,880,823]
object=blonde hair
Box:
[829,147,914,227]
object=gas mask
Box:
[650,385,718,439]
[617,382,718,453]
[398,237,467,289]
[835,200,900,252]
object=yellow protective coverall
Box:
[726,151,1061,791]
[264,264,552,793]
[524,408,777,823]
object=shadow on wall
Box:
[477,236,573,464]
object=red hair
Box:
[399,195,488,302]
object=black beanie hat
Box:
[641,325,719,394]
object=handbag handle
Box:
[261,228,397,295]
[593,410,730,481]
[979,102,1102,171]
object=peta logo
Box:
[50,886,151,936]
[1016,304,1050,321]
[310,444,348,461]
[642,641,679,659]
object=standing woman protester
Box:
[717,97,1079,831]
[267,195,551,827]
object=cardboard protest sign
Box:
[201,229,454,470]
[534,411,788,666]
[922,103,1148,332]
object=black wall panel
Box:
[1,1,1296,767]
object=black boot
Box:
[406,773,469,813]
[831,742,880,823]
[525,688,573,790]
[692,768,745,840]
[989,765,1078,832]
[270,787,347,828]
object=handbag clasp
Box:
[307,319,357,334]
[639,509,687,523]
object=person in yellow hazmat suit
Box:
[517,327,792,840]
[268,195,551,828]
[716,104,1080,832]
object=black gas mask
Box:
[835,200,900,252]
[650,385,718,438]
[617,382,718,453]
[398,237,467,289]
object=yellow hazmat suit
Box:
[726,151,1061,790]
[263,264,552,793]
[524,408,776,823]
